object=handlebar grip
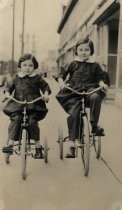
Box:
[1,98,8,103]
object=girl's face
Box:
[20,59,34,76]
[76,43,91,61]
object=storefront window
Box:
[118,57,122,88]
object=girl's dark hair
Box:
[18,53,39,69]
[75,36,94,56]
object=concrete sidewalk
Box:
[99,101,122,183]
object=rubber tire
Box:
[21,129,27,180]
[4,139,10,164]
[93,136,101,159]
[44,138,48,163]
[58,127,63,160]
[5,154,10,164]
[80,116,90,177]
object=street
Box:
[0,78,122,210]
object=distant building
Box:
[41,50,58,77]
[40,61,47,77]
[57,0,122,108]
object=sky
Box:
[0,0,69,62]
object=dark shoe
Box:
[34,146,44,159]
[65,146,76,158]
[2,145,13,155]
[92,125,104,136]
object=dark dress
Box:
[3,74,51,141]
[56,60,105,141]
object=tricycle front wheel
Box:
[44,137,48,164]
[93,135,101,159]
[21,129,27,180]
[5,154,10,164]
[58,127,64,160]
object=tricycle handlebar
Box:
[65,86,103,95]
[6,95,46,104]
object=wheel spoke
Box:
[44,138,48,163]
[80,116,90,176]
[58,127,64,160]
[21,129,27,180]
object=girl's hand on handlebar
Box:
[43,91,49,103]
[1,95,7,102]
[1,91,11,102]
[59,82,65,90]
[5,91,10,98]
[99,81,108,92]
[58,78,65,90]
[42,96,49,103]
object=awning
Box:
[92,0,120,24]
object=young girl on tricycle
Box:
[2,53,51,159]
[56,36,107,158]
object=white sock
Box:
[8,140,14,145]
[35,140,41,148]
[69,141,76,147]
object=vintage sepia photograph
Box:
[0,0,122,210]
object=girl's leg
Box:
[86,92,104,135]
[2,113,23,153]
[65,140,76,158]
[66,102,81,158]
[67,102,81,141]
[8,113,23,141]
[28,112,43,158]
[28,112,40,142]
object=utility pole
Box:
[11,0,15,75]
[21,0,26,55]
[32,31,36,55]
[26,34,29,52]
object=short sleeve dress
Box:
[3,73,51,120]
[56,60,104,114]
